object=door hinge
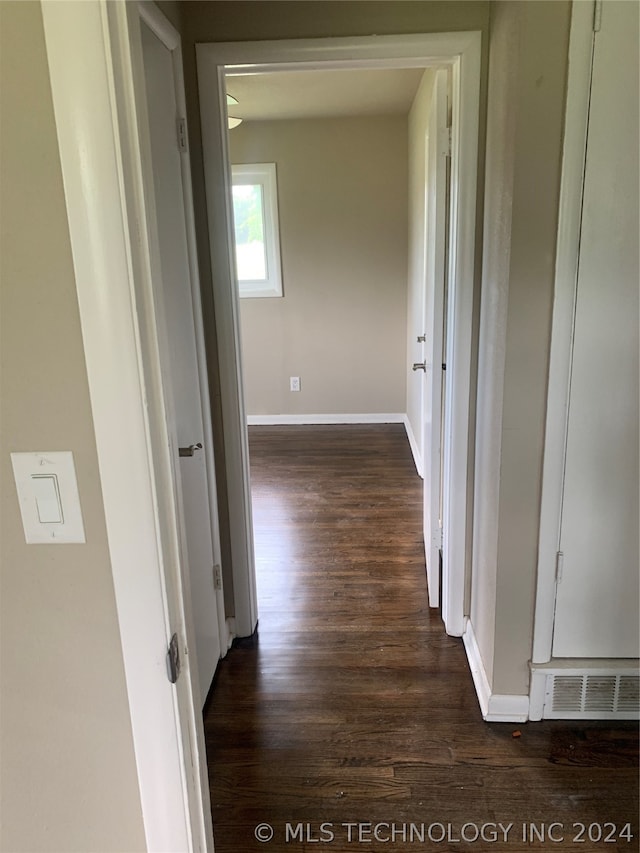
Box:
[555,551,564,584]
[167,632,181,684]
[213,564,222,590]
[439,125,452,157]
[593,0,602,32]
[433,527,443,550]
[176,117,188,152]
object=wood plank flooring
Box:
[204,425,639,852]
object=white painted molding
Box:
[207,31,484,74]
[528,669,548,722]
[463,620,529,723]
[462,618,492,717]
[486,694,529,724]
[440,34,481,639]
[225,617,237,651]
[532,0,595,665]
[246,413,406,426]
[197,45,258,641]
[403,415,424,478]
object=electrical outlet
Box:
[290,376,301,392]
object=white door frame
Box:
[197,30,481,638]
[42,2,214,850]
[531,0,595,666]
[423,68,449,609]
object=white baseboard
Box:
[462,618,492,715]
[246,413,406,425]
[463,619,529,723]
[402,414,423,478]
[224,617,236,652]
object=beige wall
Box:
[231,116,408,416]
[0,3,145,850]
[183,1,490,42]
[406,69,436,458]
[471,0,571,695]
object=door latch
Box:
[179,442,203,457]
[412,362,427,372]
[167,632,181,684]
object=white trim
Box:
[462,618,492,716]
[528,668,548,722]
[138,0,178,51]
[463,621,529,722]
[42,3,212,850]
[485,694,529,723]
[246,413,406,426]
[440,38,480,638]
[197,53,258,640]
[532,1,595,665]
[403,414,424,478]
[225,616,237,651]
[206,31,483,72]
[197,31,481,645]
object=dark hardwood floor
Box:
[204,425,639,852]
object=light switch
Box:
[32,475,63,524]
[11,451,85,544]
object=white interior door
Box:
[423,70,449,608]
[140,20,223,700]
[552,0,639,658]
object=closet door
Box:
[552,0,639,658]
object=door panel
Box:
[552,1,639,657]
[141,22,222,698]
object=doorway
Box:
[196,32,481,641]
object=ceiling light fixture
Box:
[226,93,242,128]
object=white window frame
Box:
[231,162,283,298]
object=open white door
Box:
[423,70,449,609]
[138,5,225,704]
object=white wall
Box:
[231,116,409,417]
[0,3,146,850]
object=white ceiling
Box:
[225,67,427,122]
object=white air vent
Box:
[545,673,639,719]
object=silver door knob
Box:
[179,442,203,457]
[412,362,427,372]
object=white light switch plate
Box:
[11,451,86,544]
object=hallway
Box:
[203,425,638,852]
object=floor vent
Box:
[546,673,639,719]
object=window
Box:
[231,163,283,298]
